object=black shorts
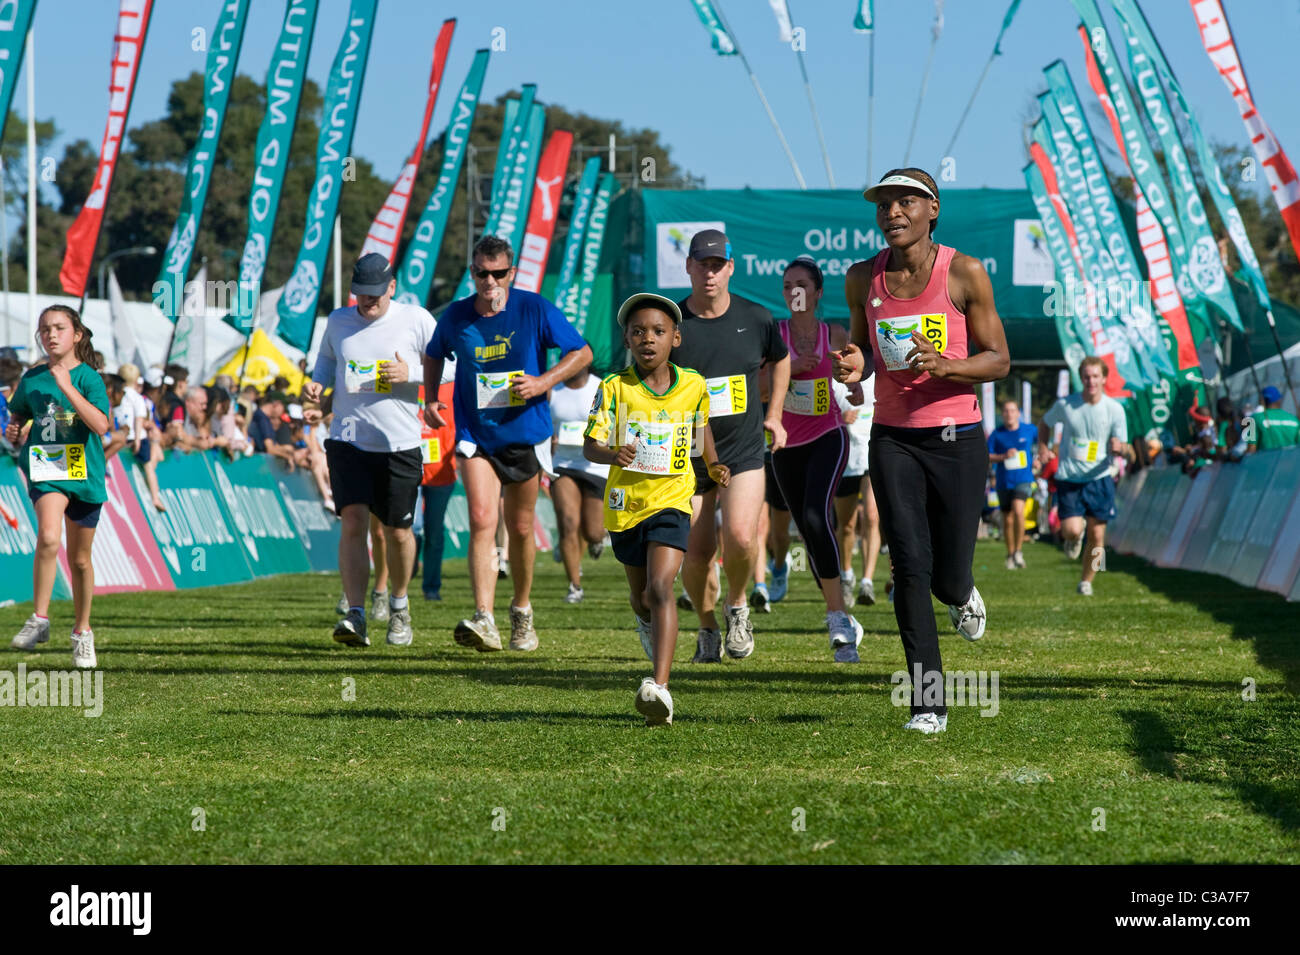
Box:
[555,466,605,499]
[463,443,541,485]
[835,472,864,499]
[610,509,691,567]
[325,440,422,529]
[28,488,102,528]
[691,454,764,496]
[764,456,788,511]
[135,437,152,465]
[998,482,1035,503]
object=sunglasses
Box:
[474,267,512,280]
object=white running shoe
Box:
[71,630,97,669]
[564,583,584,604]
[947,585,987,642]
[723,605,754,659]
[691,627,721,663]
[839,574,855,610]
[856,578,876,606]
[1064,536,1084,560]
[903,712,947,734]
[1005,554,1018,571]
[11,614,51,650]
[634,677,673,726]
[826,610,856,649]
[635,615,654,661]
[454,610,502,652]
[370,590,390,623]
[1014,550,1026,569]
[1077,580,1093,596]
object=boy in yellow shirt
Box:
[585,294,729,725]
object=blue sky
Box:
[12,0,1300,203]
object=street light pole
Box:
[97,245,157,301]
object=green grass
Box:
[1,538,1297,864]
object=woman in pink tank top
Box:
[832,168,1010,735]
[770,257,866,659]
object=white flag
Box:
[768,0,793,42]
[107,268,145,371]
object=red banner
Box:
[1079,27,1199,373]
[59,0,154,298]
[1191,0,1300,266]
[58,456,176,594]
[513,130,574,294]
[353,17,456,300]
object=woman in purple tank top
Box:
[770,257,867,661]
[832,168,1010,736]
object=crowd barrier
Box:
[1109,448,1300,602]
[0,449,564,605]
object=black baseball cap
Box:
[351,253,395,296]
[688,229,732,261]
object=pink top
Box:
[778,319,843,448]
[865,244,981,429]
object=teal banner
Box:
[278,0,377,351]
[497,103,547,258]
[554,156,602,317]
[223,0,320,332]
[1108,0,1266,322]
[393,49,490,307]
[274,466,341,572]
[208,455,312,578]
[127,452,254,588]
[0,455,70,605]
[0,1,37,147]
[1043,63,1171,382]
[575,172,617,332]
[1023,162,1086,391]
[155,0,249,320]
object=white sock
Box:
[512,604,531,614]
[389,594,408,611]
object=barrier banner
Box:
[128,451,253,588]
[0,457,71,605]
[1181,464,1242,575]
[1155,465,1215,568]
[1109,469,1149,554]
[60,457,175,595]
[1256,449,1300,595]
[207,455,312,577]
[274,466,341,572]
[1138,469,1185,562]
[1229,451,1294,587]
[1201,461,1266,578]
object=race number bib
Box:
[875,313,947,372]
[557,420,586,446]
[476,371,525,409]
[784,378,831,416]
[421,436,441,465]
[622,420,692,476]
[1070,438,1101,464]
[1007,449,1028,470]
[30,443,87,482]
[344,359,391,394]
[705,375,746,417]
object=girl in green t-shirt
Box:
[5,305,111,668]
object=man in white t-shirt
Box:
[1038,356,1134,596]
[304,253,437,647]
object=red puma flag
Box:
[513,131,574,294]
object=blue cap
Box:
[1262,386,1282,404]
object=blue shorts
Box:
[1056,476,1116,523]
[997,481,1035,503]
[610,510,690,567]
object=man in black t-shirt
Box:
[670,229,790,663]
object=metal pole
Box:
[0,156,9,344]
[945,54,996,157]
[608,133,615,173]
[867,29,875,186]
[787,0,835,187]
[905,20,943,166]
[25,28,36,357]
[332,214,342,310]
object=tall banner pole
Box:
[25,28,35,358]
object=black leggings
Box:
[771,427,849,583]
[869,423,987,716]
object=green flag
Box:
[574,172,618,334]
[223,0,320,332]
[852,0,874,32]
[993,0,1021,55]
[554,156,602,317]
[155,0,249,321]
[0,2,38,148]
[393,48,490,308]
[692,0,737,52]
[277,0,377,352]
[1023,161,1089,390]
[496,103,547,257]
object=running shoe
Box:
[724,605,754,660]
[551,546,564,563]
[947,585,987,642]
[454,610,502,652]
[370,590,390,623]
[508,606,539,652]
[11,614,50,650]
[634,677,673,726]
[857,578,876,606]
[70,630,97,669]
[1005,554,1018,571]
[496,547,509,580]
[1014,550,1026,569]
[333,609,369,647]
[564,583,584,604]
[768,559,789,603]
[677,590,694,611]
[902,712,947,734]
[636,615,654,661]
[386,608,413,646]
[335,594,348,616]
[827,611,862,663]
[691,627,722,663]
[1064,536,1084,560]
[423,591,441,601]
[1077,580,1093,596]
[588,540,605,559]
[749,582,771,613]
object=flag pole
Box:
[867,27,875,185]
[787,1,834,187]
[332,214,342,310]
[905,2,944,166]
[945,53,995,157]
[714,1,807,189]
[25,27,36,357]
